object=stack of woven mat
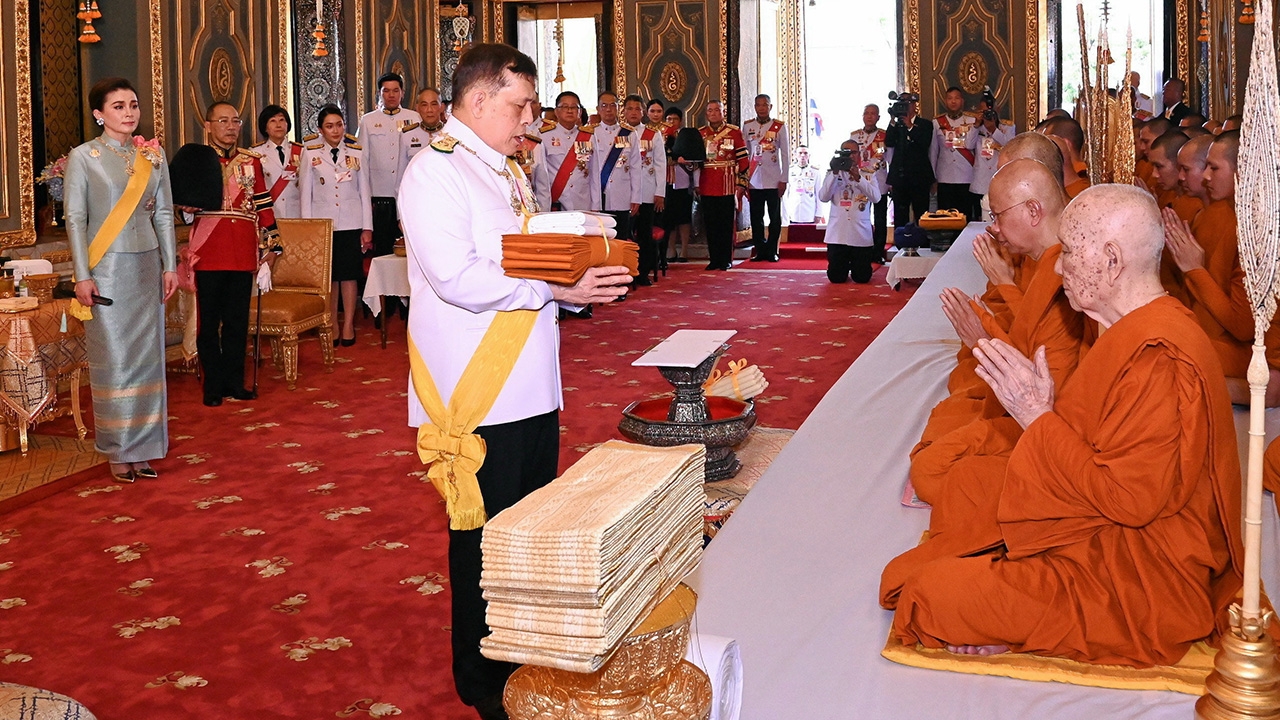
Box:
[480,441,706,673]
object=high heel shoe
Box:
[110,464,135,483]
[340,335,356,347]
[133,465,158,479]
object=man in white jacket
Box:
[819,139,883,284]
[397,44,630,720]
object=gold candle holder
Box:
[1196,605,1280,719]
[503,584,712,719]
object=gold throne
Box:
[248,218,336,389]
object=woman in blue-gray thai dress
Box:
[64,77,179,483]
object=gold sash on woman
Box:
[408,309,539,531]
[69,157,154,321]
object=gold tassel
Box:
[312,23,328,57]
[1199,9,1211,40]
[88,0,101,19]
[1241,0,1256,23]
[78,21,100,43]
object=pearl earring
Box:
[96,117,104,126]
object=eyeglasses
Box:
[989,198,1032,222]
[213,118,243,127]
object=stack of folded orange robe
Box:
[501,212,638,284]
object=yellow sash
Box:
[408,309,539,530]
[70,157,154,321]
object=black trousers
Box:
[826,244,876,284]
[701,194,736,268]
[891,183,930,226]
[748,188,782,259]
[936,183,981,220]
[604,209,633,241]
[370,197,401,257]
[195,270,252,397]
[633,202,657,279]
[448,410,560,707]
[872,194,889,260]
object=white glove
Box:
[256,261,273,293]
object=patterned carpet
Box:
[0,264,913,718]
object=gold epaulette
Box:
[401,123,419,133]
[523,133,542,144]
[289,140,304,148]
[620,122,636,132]
[343,133,361,149]
[539,119,557,133]
[237,147,263,159]
[431,134,458,153]
[305,142,323,151]
[580,124,598,134]
[1000,119,1015,126]
[963,110,980,118]
[725,123,740,130]
[302,133,319,142]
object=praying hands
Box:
[972,339,1055,429]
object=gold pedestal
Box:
[503,584,713,720]
[1197,605,1280,720]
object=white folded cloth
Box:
[523,211,618,238]
[685,634,743,720]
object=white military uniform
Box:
[817,170,882,247]
[533,122,598,212]
[590,121,644,212]
[298,136,373,232]
[742,117,790,190]
[397,118,562,427]
[964,120,1017,196]
[786,163,820,223]
[398,120,446,179]
[635,123,667,205]
[929,112,977,185]
[356,106,421,197]
[252,139,304,219]
[849,127,890,197]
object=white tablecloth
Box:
[361,254,410,317]
[885,248,942,289]
[690,223,1280,719]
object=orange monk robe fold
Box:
[1265,435,1280,515]
[912,256,1039,455]
[1064,177,1091,199]
[892,297,1243,667]
[883,246,1084,605]
[1185,200,1252,377]
[1156,192,1204,306]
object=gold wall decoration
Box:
[1178,0,1191,83]
[957,51,989,93]
[777,0,806,148]
[903,0,1042,131]
[353,0,435,112]
[620,1,730,125]
[40,0,83,163]
[149,0,165,145]
[0,0,36,246]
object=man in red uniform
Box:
[189,101,281,407]
[698,100,748,271]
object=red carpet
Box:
[0,265,913,718]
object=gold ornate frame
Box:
[0,0,35,247]
[778,0,806,145]
[149,0,166,144]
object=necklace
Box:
[452,137,540,216]
[97,135,138,175]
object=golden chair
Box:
[248,218,335,389]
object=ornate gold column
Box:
[0,0,35,247]
[778,0,806,147]
[148,0,164,145]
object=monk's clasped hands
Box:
[941,287,992,349]
[1161,207,1206,272]
[972,339,1055,429]
[973,232,1015,287]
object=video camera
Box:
[887,91,920,121]
[829,148,855,173]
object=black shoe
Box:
[632,276,652,287]
[341,338,356,347]
[749,256,767,262]
[674,257,688,263]
[472,694,508,720]
[705,263,719,271]
[203,394,223,407]
[766,256,780,262]
[225,388,257,401]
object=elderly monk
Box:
[884,160,1085,604]
[1037,117,1090,198]
[1162,131,1251,379]
[912,138,1068,451]
[891,184,1243,665]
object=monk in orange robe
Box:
[1162,130,1252,378]
[912,135,1068,450]
[1037,117,1091,198]
[1135,117,1174,191]
[890,184,1243,666]
[883,161,1085,603]
[1146,131,1200,305]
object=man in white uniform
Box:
[397,44,630,720]
[358,72,421,257]
[742,94,790,261]
[398,87,447,178]
[786,146,820,224]
[532,91,597,212]
[622,94,666,285]
[930,86,978,219]
[849,103,890,260]
[819,139,882,283]
[590,91,643,241]
[252,104,303,219]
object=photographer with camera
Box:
[818,140,882,284]
[965,100,1015,219]
[884,91,934,228]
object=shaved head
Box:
[1040,117,1085,154]
[998,132,1065,187]
[988,159,1067,258]
[1178,135,1214,200]
[1056,184,1166,326]
[1149,131,1190,192]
